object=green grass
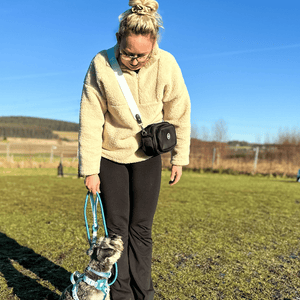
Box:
[0,170,300,299]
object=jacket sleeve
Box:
[78,59,107,176]
[162,55,191,166]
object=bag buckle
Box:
[135,114,146,134]
[135,114,142,125]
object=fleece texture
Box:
[79,43,191,176]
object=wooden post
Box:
[253,147,259,173]
[50,147,53,163]
[6,143,10,162]
[50,146,57,163]
[212,148,216,169]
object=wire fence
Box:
[163,141,300,177]
[1,140,300,177]
[0,141,78,169]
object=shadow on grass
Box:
[0,232,71,300]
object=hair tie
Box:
[131,5,151,15]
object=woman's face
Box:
[118,33,155,71]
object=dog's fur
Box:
[60,235,123,300]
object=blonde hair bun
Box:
[118,0,163,40]
[129,0,159,15]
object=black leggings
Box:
[99,155,162,300]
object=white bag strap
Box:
[106,47,143,128]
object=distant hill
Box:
[0,116,79,139]
[0,116,79,132]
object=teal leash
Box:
[84,191,118,285]
[84,191,108,250]
[70,192,119,300]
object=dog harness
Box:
[71,267,111,300]
[70,192,118,300]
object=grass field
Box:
[0,169,300,300]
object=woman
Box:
[79,0,191,299]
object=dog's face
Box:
[90,235,123,268]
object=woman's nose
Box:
[132,58,139,65]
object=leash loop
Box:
[84,192,109,249]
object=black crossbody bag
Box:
[107,46,177,156]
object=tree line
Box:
[0,116,80,139]
[0,116,79,132]
[0,123,59,139]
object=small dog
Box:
[60,235,123,300]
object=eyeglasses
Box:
[120,50,151,63]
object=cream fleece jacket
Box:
[79,44,191,176]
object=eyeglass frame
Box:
[119,49,152,63]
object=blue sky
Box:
[1,0,299,143]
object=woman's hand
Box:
[169,165,182,186]
[84,174,100,195]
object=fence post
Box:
[212,148,216,169]
[253,147,259,173]
[6,143,10,162]
[50,146,57,163]
[50,147,53,163]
